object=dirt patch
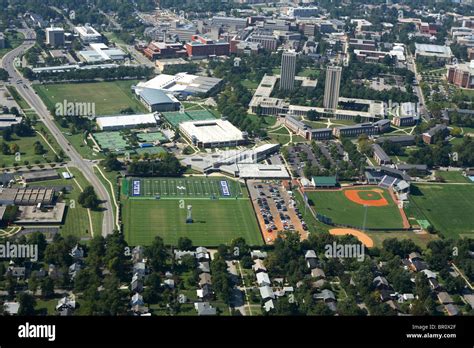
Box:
[329,228,374,248]
[344,189,389,207]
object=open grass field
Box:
[122,177,262,246]
[435,171,470,183]
[406,184,474,239]
[306,187,404,229]
[33,80,147,116]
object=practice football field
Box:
[406,184,474,239]
[122,177,262,246]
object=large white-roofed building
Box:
[74,25,102,43]
[96,113,159,131]
[415,43,453,61]
[134,72,223,98]
[179,119,247,148]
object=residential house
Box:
[163,279,175,289]
[3,302,20,315]
[196,283,213,300]
[132,246,145,263]
[198,261,210,274]
[311,268,326,279]
[131,273,144,293]
[437,292,454,305]
[373,276,392,290]
[56,295,76,316]
[263,299,275,312]
[429,278,443,292]
[250,250,268,259]
[444,303,459,316]
[70,245,84,259]
[68,263,81,280]
[133,262,146,277]
[256,272,271,287]
[313,289,337,311]
[259,285,275,300]
[195,247,210,262]
[174,250,196,262]
[252,259,267,273]
[6,266,26,279]
[194,302,216,316]
[198,273,212,287]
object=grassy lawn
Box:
[298,67,320,78]
[435,171,470,183]
[31,168,102,238]
[247,114,277,129]
[368,230,439,249]
[123,198,262,246]
[33,80,147,116]
[306,188,404,229]
[406,184,474,239]
[0,132,58,167]
[0,31,24,58]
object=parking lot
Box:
[247,180,308,244]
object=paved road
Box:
[1,28,116,237]
[407,51,430,122]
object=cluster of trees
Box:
[24,66,153,82]
[127,152,185,177]
[0,68,8,81]
[78,186,100,210]
[101,154,122,172]
[162,63,199,76]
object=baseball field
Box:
[122,177,263,246]
[305,187,405,229]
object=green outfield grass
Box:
[406,184,474,239]
[33,80,147,116]
[306,188,404,229]
[122,177,261,246]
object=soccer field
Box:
[122,177,262,246]
[406,184,474,239]
[306,187,404,229]
[33,80,147,116]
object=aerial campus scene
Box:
[0,0,473,344]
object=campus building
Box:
[422,124,448,144]
[179,119,247,148]
[185,35,230,58]
[323,66,342,111]
[96,113,161,131]
[74,25,102,43]
[446,62,474,89]
[45,26,65,47]
[134,89,181,113]
[372,144,392,165]
[280,51,297,91]
[143,42,187,60]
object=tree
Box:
[101,154,122,171]
[18,293,36,315]
[307,110,320,121]
[41,278,55,299]
[78,186,100,210]
[33,141,45,155]
[177,237,193,251]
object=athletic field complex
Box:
[305,187,405,230]
[122,177,263,246]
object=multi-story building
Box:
[323,66,342,111]
[447,62,474,89]
[143,42,186,60]
[249,33,279,51]
[349,38,376,51]
[46,26,65,47]
[280,51,297,91]
[372,144,392,165]
[422,124,448,144]
[74,25,102,43]
[185,35,230,58]
[287,7,319,18]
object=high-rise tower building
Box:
[280,51,297,91]
[323,65,342,111]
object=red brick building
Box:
[185,35,230,57]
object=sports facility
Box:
[33,80,147,116]
[329,228,374,248]
[406,184,474,239]
[162,109,217,128]
[93,132,128,151]
[122,177,263,246]
[306,187,404,229]
[137,132,168,143]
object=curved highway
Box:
[0,28,116,237]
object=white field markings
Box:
[66,167,94,237]
[94,165,120,231]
